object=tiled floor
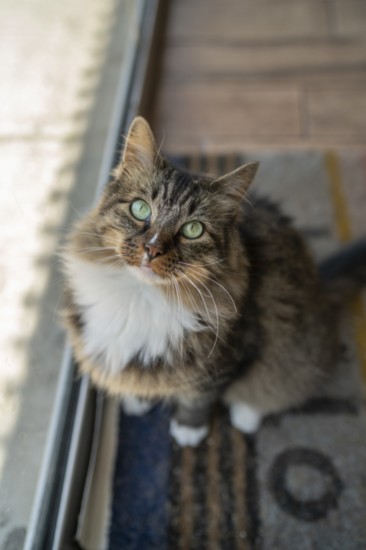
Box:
[153,0,366,152]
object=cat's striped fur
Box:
[62,117,357,446]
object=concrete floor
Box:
[0,0,135,547]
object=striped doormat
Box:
[77,151,366,550]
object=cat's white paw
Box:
[229,403,262,433]
[121,395,153,416]
[170,419,208,447]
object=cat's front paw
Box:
[229,403,262,434]
[121,395,154,416]
[170,419,208,447]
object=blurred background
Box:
[152,0,366,152]
[0,0,365,547]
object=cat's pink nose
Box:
[145,242,163,261]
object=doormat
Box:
[81,151,366,550]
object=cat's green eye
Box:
[181,221,204,240]
[130,199,151,221]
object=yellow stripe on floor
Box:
[325,151,366,382]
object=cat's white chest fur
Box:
[64,257,200,373]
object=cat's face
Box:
[92,117,258,286]
[98,163,226,284]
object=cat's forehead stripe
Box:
[188,199,199,217]
[161,167,200,209]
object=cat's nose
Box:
[145,241,163,261]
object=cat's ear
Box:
[212,162,259,201]
[118,116,158,175]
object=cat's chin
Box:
[130,265,165,285]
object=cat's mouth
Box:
[132,254,165,284]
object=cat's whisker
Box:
[69,202,86,220]
[176,273,202,317]
[73,230,104,238]
[171,274,192,370]
[53,287,70,320]
[177,275,224,366]
[176,270,212,325]
[99,254,126,270]
[186,267,238,314]
[179,259,226,267]
[170,282,186,372]
[108,259,126,270]
[162,283,175,370]
[168,273,178,323]
[75,246,116,254]
[40,274,69,295]
[181,269,222,355]
[175,278,186,366]
[177,270,222,351]
[206,279,237,313]
[73,228,122,246]
[167,276,177,334]
[170,275,186,368]
[191,277,220,358]
[98,254,122,264]
[176,273,215,348]
[175,270,202,314]
[178,268,211,299]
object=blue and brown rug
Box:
[76,151,366,550]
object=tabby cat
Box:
[62,116,363,446]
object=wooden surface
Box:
[152,0,366,152]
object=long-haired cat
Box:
[62,116,365,446]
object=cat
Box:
[62,116,366,447]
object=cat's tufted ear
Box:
[117,116,158,176]
[212,162,259,202]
